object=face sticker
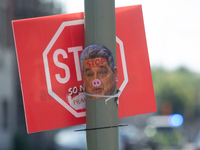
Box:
[80,44,118,100]
[82,58,118,100]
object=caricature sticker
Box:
[80,44,119,100]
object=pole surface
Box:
[84,0,119,150]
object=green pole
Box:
[84,0,119,150]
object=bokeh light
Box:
[168,114,184,127]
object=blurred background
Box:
[0,0,200,149]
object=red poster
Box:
[12,5,156,133]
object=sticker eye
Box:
[100,71,107,75]
[99,67,108,75]
[87,74,93,77]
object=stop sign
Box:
[43,19,86,118]
[12,5,156,133]
[42,19,128,118]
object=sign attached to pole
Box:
[12,5,156,133]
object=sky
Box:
[54,0,200,73]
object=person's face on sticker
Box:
[82,57,118,98]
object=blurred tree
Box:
[151,67,200,120]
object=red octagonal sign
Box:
[13,5,156,133]
[43,20,86,118]
[43,19,128,117]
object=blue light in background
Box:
[168,114,184,127]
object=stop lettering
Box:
[86,58,106,68]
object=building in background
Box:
[0,0,62,149]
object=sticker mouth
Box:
[93,87,103,93]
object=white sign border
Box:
[43,19,128,118]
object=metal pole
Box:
[84,0,119,150]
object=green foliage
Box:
[151,67,200,119]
